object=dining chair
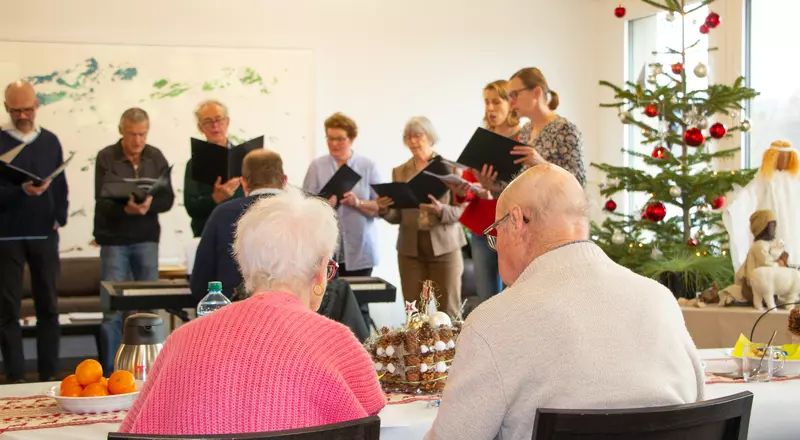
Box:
[532,391,753,440]
[107,415,380,440]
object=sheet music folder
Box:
[100,165,173,203]
[0,147,74,186]
[318,164,362,199]
[191,136,264,185]
[371,157,450,209]
[456,127,524,183]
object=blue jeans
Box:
[99,243,159,374]
[470,233,503,301]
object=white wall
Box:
[0,0,605,329]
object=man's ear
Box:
[282,175,288,188]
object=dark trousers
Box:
[0,236,60,381]
[339,264,374,332]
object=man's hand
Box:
[340,191,359,207]
[510,145,546,166]
[212,176,241,204]
[22,179,52,196]
[419,195,444,217]
[124,195,153,215]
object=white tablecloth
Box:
[1,349,797,439]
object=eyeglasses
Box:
[200,117,228,128]
[7,107,35,116]
[327,259,339,281]
[326,136,349,143]
[482,212,530,251]
[508,87,534,100]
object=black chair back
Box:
[532,392,753,440]
[108,415,380,440]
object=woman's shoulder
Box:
[552,116,581,135]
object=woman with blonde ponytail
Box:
[505,67,586,187]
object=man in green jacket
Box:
[184,100,244,236]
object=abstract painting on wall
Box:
[0,41,315,264]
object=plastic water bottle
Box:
[196,281,231,317]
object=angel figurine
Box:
[723,140,800,271]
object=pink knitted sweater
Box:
[119,292,385,435]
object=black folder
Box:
[0,151,74,186]
[318,164,362,200]
[456,127,525,182]
[371,158,449,209]
[190,136,264,185]
[101,166,173,203]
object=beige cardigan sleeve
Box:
[424,323,507,440]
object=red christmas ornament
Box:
[614,4,626,18]
[699,24,710,34]
[706,12,721,28]
[687,238,699,247]
[644,202,667,222]
[644,103,659,118]
[683,127,705,147]
[709,122,727,139]
[671,62,684,75]
[711,195,726,210]
[652,146,668,159]
[605,199,618,212]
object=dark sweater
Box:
[93,141,174,245]
[0,129,69,238]
[190,192,274,300]
[183,158,244,237]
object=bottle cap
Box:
[208,281,222,291]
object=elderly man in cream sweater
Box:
[425,164,705,440]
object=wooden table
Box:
[682,306,793,348]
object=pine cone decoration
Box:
[404,329,420,352]
[789,309,800,339]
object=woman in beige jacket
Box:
[377,116,466,316]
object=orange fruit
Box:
[108,370,136,395]
[60,374,80,391]
[97,377,108,387]
[60,386,83,397]
[75,359,103,386]
[80,382,109,397]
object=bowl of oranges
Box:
[48,359,142,413]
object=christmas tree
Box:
[592,0,758,295]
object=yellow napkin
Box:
[731,334,753,358]
[784,344,800,360]
[730,333,800,359]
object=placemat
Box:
[385,391,441,405]
[0,395,125,433]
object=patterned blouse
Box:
[518,116,586,187]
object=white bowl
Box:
[47,380,143,414]
[727,349,800,377]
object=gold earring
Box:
[313,284,324,296]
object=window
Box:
[746,0,800,167]
[626,5,709,215]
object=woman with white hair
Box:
[119,187,385,436]
[377,116,466,316]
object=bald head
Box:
[500,163,589,229]
[5,80,38,133]
[494,164,588,284]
